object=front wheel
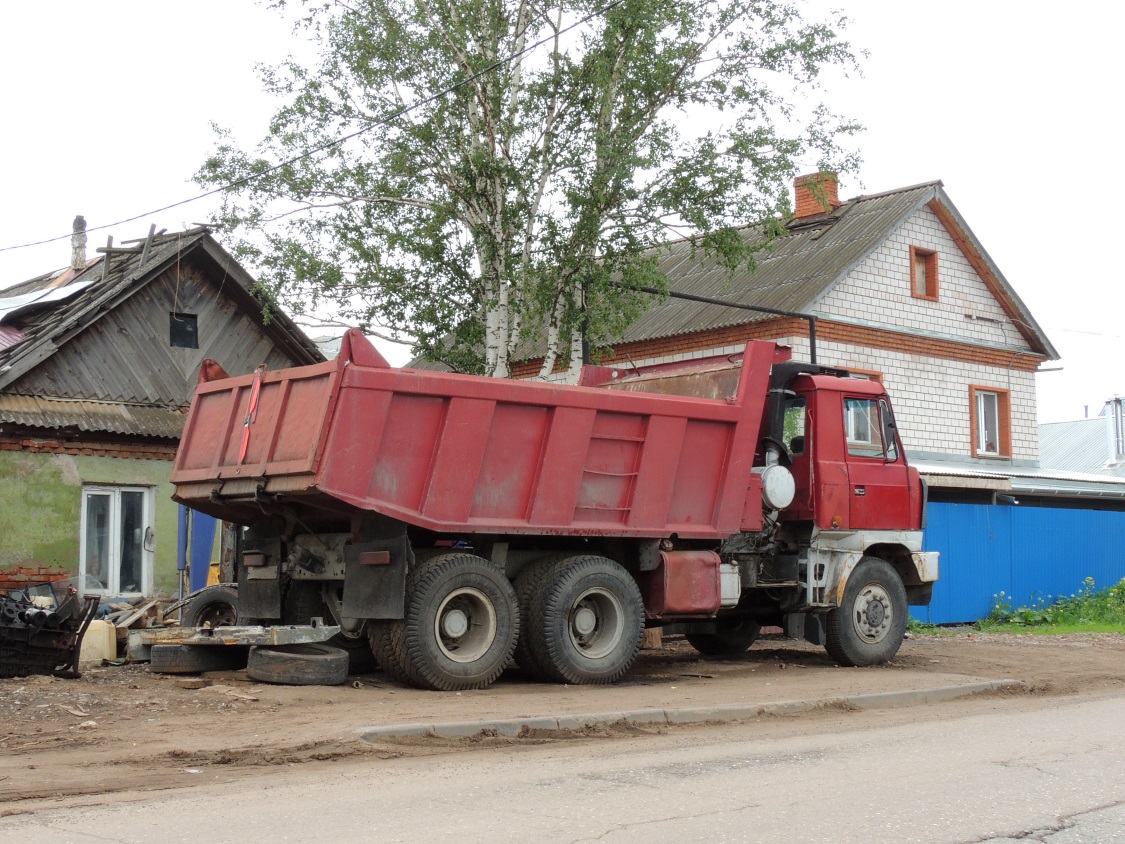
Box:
[825,557,907,667]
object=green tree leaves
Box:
[198,0,862,376]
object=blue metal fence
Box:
[915,501,1125,624]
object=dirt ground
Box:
[1,630,1123,813]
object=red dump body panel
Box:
[172,330,777,539]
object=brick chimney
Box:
[71,215,87,270]
[794,172,841,218]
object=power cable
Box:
[0,0,625,256]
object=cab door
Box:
[843,397,910,529]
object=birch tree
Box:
[197,0,861,377]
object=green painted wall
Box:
[0,452,181,595]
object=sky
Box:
[0,1,1120,423]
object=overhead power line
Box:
[0,0,625,256]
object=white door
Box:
[80,486,154,596]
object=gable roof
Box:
[0,227,323,438]
[505,181,1057,364]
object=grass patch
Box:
[976,577,1125,634]
[906,616,960,636]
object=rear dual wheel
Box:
[517,555,643,685]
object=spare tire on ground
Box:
[150,644,250,674]
[246,643,349,686]
[179,585,240,629]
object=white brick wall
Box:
[816,205,1020,348]
[775,335,1038,463]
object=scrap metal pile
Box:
[0,585,99,678]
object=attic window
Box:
[169,312,198,349]
[910,246,939,300]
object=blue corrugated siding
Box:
[919,502,1125,624]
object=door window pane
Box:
[783,397,807,455]
[845,398,878,453]
[119,491,144,593]
[84,494,111,592]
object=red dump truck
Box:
[171,329,937,690]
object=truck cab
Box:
[781,374,923,532]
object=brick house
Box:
[505,175,1125,621]
[0,222,322,598]
[515,174,1058,477]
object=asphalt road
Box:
[3,690,1123,843]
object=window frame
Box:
[169,311,199,349]
[970,386,1011,459]
[844,396,881,455]
[79,485,155,597]
[910,245,939,301]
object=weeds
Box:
[977,577,1125,632]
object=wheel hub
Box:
[434,587,497,664]
[865,600,885,628]
[573,606,597,637]
[441,608,469,639]
[568,588,624,659]
[851,582,892,644]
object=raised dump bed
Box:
[173,329,782,538]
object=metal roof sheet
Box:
[1038,417,1125,477]
[0,394,185,438]
[913,456,1125,499]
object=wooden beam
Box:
[138,224,157,267]
[101,236,113,282]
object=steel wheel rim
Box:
[567,587,623,659]
[434,587,497,663]
[197,603,237,628]
[851,581,893,645]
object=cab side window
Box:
[783,397,807,456]
[845,398,899,460]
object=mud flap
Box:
[343,535,412,620]
[238,536,283,620]
[785,613,826,646]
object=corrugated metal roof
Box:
[914,456,1125,499]
[0,394,185,438]
[1038,417,1125,477]
[910,460,1010,480]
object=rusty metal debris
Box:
[0,585,99,679]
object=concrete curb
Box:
[357,679,1021,742]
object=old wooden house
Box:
[0,221,322,598]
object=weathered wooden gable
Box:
[7,255,306,406]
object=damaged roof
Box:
[0,226,323,439]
